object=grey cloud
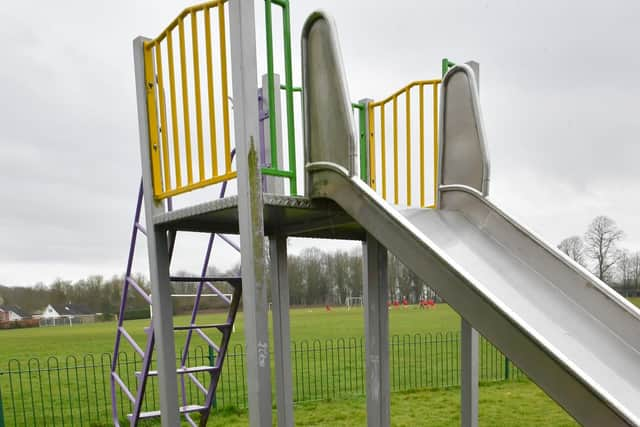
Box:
[1,0,639,286]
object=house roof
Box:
[51,303,93,316]
[0,305,26,317]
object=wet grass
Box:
[201,380,575,427]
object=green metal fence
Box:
[0,332,524,426]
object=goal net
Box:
[345,296,363,310]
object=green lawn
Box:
[0,304,580,426]
[2,305,461,360]
[202,381,575,427]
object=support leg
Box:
[270,236,294,427]
[461,319,479,427]
[228,1,272,425]
[363,233,390,427]
[148,230,180,426]
[133,35,180,426]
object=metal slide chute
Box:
[302,11,640,427]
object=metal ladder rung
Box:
[112,372,135,403]
[129,404,208,420]
[135,222,146,235]
[125,276,151,304]
[118,326,145,358]
[219,234,241,252]
[205,281,232,304]
[169,275,241,285]
[135,365,218,377]
[187,372,208,395]
[173,323,232,331]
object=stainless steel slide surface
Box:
[308,162,640,426]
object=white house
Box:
[0,305,24,321]
[38,304,62,319]
[36,303,95,326]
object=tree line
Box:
[9,214,633,317]
[0,247,438,316]
[558,215,640,290]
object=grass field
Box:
[6,297,638,360]
[4,299,625,425]
[202,381,576,427]
[2,304,462,360]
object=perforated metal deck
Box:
[153,194,366,240]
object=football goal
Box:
[345,296,363,311]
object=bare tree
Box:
[584,216,624,282]
[558,236,586,266]
[617,249,634,287]
[632,252,640,290]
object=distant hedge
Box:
[0,318,40,329]
[122,308,151,320]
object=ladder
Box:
[110,175,241,427]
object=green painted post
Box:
[0,378,5,427]
[279,0,298,196]
[359,105,367,181]
[441,57,456,77]
[264,0,279,171]
[504,356,511,380]
[350,103,368,181]
[263,0,297,195]
[208,346,217,409]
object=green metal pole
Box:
[441,57,456,77]
[280,0,298,195]
[0,378,5,427]
[208,346,217,409]
[263,0,297,195]
[504,356,510,380]
[264,0,278,172]
[356,104,367,180]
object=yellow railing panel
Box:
[143,47,163,194]
[143,0,232,200]
[368,79,441,208]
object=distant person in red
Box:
[419,299,426,309]
[402,297,408,309]
[325,305,331,311]
[393,300,399,308]
[427,298,435,309]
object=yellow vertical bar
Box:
[154,42,172,193]
[178,18,193,185]
[381,106,386,200]
[419,84,425,207]
[204,7,219,177]
[433,82,439,206]
[218,3,232,173]
[166,32,182,188]
[368,104,376,190]
[143,44,163,197]
[405,88,411,206]
[393,96,398,204]
[191,10,205,181]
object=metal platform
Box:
[153,194,366,240]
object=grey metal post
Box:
[461,59,480,427]
[133,36,180,426]
[269,235,294,427]
[262,73,284,194]
[363,233,390,427]
[228,1,272,426]
[461,319,479,427]
[358,98,373,184]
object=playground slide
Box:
[308,162,640,426]
[302,12,640,426]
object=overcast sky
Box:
[1,0,639,287]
